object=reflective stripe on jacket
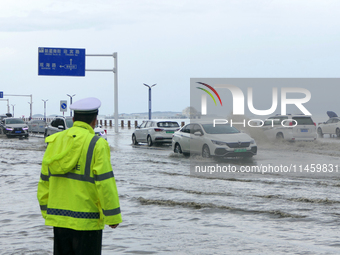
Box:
[37,121,122,230]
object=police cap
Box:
[70,97,101,114]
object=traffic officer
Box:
[37,97,122,255]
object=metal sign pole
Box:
[86,52,118,133]
[0,99,10,113]
[4,94,33,119]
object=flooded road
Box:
[1,128,340,254]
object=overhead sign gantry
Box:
[38,47,119,133]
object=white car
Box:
[317,117,340,138]
[317,111,340,138]
[172,122,257,158]
[262,115,317,141]
[132,120,180,146]
[94,125,107,140]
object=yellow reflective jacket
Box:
[37,121,122,230]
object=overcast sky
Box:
[0,0,339,118]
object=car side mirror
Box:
[194,131,202,136]
[58,125,64,130]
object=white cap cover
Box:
[70,97,101,114]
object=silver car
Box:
[27,119,46,133]
[1,117,29,138]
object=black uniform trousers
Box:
[53,227,103,255]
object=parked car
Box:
[132,120,180,146]
[44,116,74,137]
[27,119,46,133]
[44,116,107,140]
[0,113,12,122]
[172,122,257,158]
[317,111,340,138]
[262,114,317,141]
[0,117,29,138]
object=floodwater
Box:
[1,126,340,255]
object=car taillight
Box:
[313,123,316,126]
[104,129,107,134]
[289,122,293,126]
[154,128,163,132]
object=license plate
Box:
[15,131,21,133]
[300,129,308,132]
[234,148,247,152]
[166,131,174,133]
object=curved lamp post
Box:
[67,94,76,117]
[42,99,48,121]
[143,83,156,120]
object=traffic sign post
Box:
[60,100,67,112]
[38,47,85,76]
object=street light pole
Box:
[28,101,33,120]
[11,104,15,117]
[67,94,76,117]
[42,99,48,121]
[143,83,156,120]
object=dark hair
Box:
[73,112,97,125]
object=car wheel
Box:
[317,127,323,138]
[132,134,139,145]
[202,144,211,158]
[336,128,340,138]
[174,143,182,154]
[276,132,284,140]
[147,135,153,146]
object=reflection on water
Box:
[1,128,340,254]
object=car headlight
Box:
[6,128,13,131]
[250,139,255,144]
[211,140,228,146]
[23,127,28,130]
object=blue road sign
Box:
[60,100,68,112]
[0,91,3,98]
[38,47,85,76]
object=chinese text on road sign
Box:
[38,47,85,76]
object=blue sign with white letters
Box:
[38,47,85,76]
[0,91,3,98]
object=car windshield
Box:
[157,122,179,127]
[66,119,74,128]
[201,124,240,134]
[5,118,25,124]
